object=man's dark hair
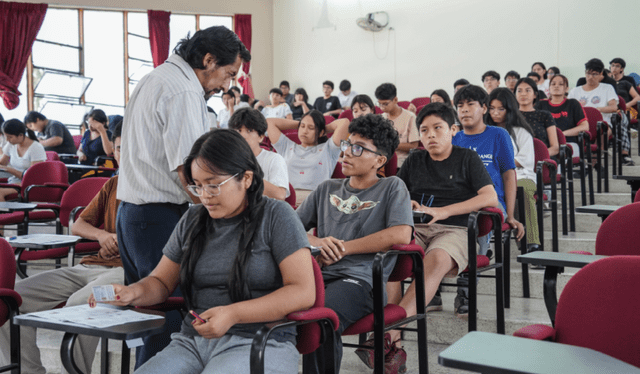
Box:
[350,94,375,111]
[585,58,605,73]
[610,58,626,69]
[24,111,46,125]
[452,85,488,107]
[453,78,470,88]
[228,107,268,136]
[322,80,334,90]
[348,114,399,160]
[294,88,308,103]
[527,72,541,80]
[111,118,123,142]
[174,26,251,69]
[505,70,520,80]
[269,88,283,96]
[240,94,250,102]
[339,80,351,92]
[416,102,456,130]
[375,83,397,100]
[482,70,500,82]
[279,80,290,88]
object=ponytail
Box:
[26,129,38,141]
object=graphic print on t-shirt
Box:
[330,194,379,215]
[326,102,332,110]
[577,95,602,106]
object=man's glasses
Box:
[187,172,239,197]
[340,140,382,157]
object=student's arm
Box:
[98,127,113,155]
[285,114,293,120]
[502,169,524,240]
[330,118,351,147]
[266,118,299,144]
[397,141,419,152]
[546,125,559,157]
[0,163,24,179]
[598,99,618,114]
[77,145,87,162]
[0,154,8,166]
[563,120,589,137]
[414,185,498,225]
[262,180,286,200]
[563,101,589,137]
[40,136,63,147]
[626,87,640,108]
[301,102,310,115]
[72,216,119,259]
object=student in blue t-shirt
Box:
[451,84,524,315]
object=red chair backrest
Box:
[282,129,301,145]
[59,177,109,227]
[375,106,383,114]
[383,152,398,176]
[73,135,82,150]
[324,115,335,125]
[533,138,554,184]
[555,256,640,367]
[397,101,411,110]
[338,109,353,121]
[331,162,346,179]
[556,127,567,146]
[595,202,640,256]
[618,96,627,111]
[0,238,17,325]
[635,190,640,203]
[46,151,60,161]
[295,258,326,355]
[582,107,603,142]
[21,161,68,202]
[285,183,296,209]
[416,105,426,115]
[411,97,431,108]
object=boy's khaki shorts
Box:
[414,223,468,276]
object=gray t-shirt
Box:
[43,120,76,154]
[163,198,309,341]
[296,177,413,287]
[273,135,341,190]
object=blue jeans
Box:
[116,201,189,368]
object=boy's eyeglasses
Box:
[340,140,382,157]
[187,173,239,197]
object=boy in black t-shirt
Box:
[313,80,343,117]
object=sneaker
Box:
[623,156,635,166]
[385,344,408,374]
[454,289,469,318]
[354,333,392,369]
[426,294,443,312]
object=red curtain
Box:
[147,10,171,68]
[234,14,253,98]
[0,2,47,110]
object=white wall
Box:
[272,0,638,102]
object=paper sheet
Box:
[18,304,163,329]
[8,234,82,245]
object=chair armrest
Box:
[287,306,340,331]
[24,183,69,202]
[69,206,86,229]
[57,153,78,159]
[93,155,115,166]
[0,183,21,191]
[390,243,425,255]
[513,324,556,341]
[34,203,61,211]
[44,182,70,189]
[0,289,22,307]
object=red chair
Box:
[324,115,335,126]
[581,107,608,200]
[411,97,431,108]
[635,189,640,203]
[610,96,628,177]
[513,256,640,369]
[533,138,559,253]
[555,128,576,234]
[375,106,383,114]
[381,152,398,177]
[331,162,346,179]
[250,256,340,374]
[285,183,296,209]
[397,101,411,110]
[281,129,301,145]
[0,238,22,374]
[72,135,82,150]
[338,110,353,121]
[45,151,60,161]
[416,105,426,115]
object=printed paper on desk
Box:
[8,234,82,245]
[19,304,163,329]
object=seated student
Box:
[229,108,290,200]
[0,119,46,201]
[267,110,350,205]
[372,103,499,367]
[297,114,412,374]
[0,114,5,157]
[24,111,76,154]
[505,71,520,93]
[536,74,589,153]
[531,62,550,97]
[515,77,560,157]
[313,80,343,117]
[487,88,540,250]
[547,66,560,81]
[291,88,313,120]
[77,109,113,165]
[252,99,266,112]
[453,78,470,94]
[216,90,235,129]
[482,70,500,94]
[375,83,419,166]
[229,86,250,109]
[430,89,451,106]
[337,79,358,109]
[92,129,315,374]
[261,88,293,119]
[279,80,295,106]
[0,124,124,374]
[526,72,548,101]
[350,94,376,118]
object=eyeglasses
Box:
[187,172,239,197]
[585,71,601,77]
[340,140,382,157]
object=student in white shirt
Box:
[217,90,235,129]
[0,119,46,200]
[532,62,550,97]
[261,88,293,119]
[337,79,358,109]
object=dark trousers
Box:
[116,201,189,368]
[303,275,373,374]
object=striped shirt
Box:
[117,54,209,205]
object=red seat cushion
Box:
[342,304,406,335]
[0,210,57,225]
[19,246,70,261]
[513,324,556,340]
[590,144,598,151]
[462,255,491,272]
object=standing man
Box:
[117,26,250,367]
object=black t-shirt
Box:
[521,110,556,147]
[397,146,493,227]
[614,80,634,103]
[618,75,637,87]
[290,101,313,120]
[576,76,617,90]
[313,96,341,114]
[43,120,77,154]
[535,99,586,143]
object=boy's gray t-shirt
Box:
[273,135,341,190]
[163,198,310,341]
[296,177,414,287]
[43,120,76,154]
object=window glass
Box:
[31,42,80,73]
[169,14,196,55]
[200,15,233,31]
[37,8,79,46]
[127,12,148,37]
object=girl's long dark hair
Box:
[2,119,38,141]
[485,88,534,151]
[299,109,327,144]
[180,129,265,309]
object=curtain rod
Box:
[48,4,234,17]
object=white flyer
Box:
[17,304,163,329]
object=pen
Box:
[8,236,17,241]
[426,195,434,207]
[190,310,206,323]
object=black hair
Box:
[526,72,541,81]
[482,70,500,82]
[294,88,308,103]
[230,86,241,95]
[174,26,251,70]
[452,84,488,107]
[485,88,534,151]
[299,110,327,144]
[222,90,234,99]
[505,71,520,80]
[548,66,560,75]
[88,109,109,129]
[24,111,46,125]
[429,89,451,105]
[348,114,399,161]
[2,119,38,141]
[339,80,351,92]
[532,62,547,79]
[350,94,375,112]
[111,118,123,142]
[550,74,569,90]
[0,113,4,128]
[453,78,470,88]
[181,129,265,307]
[585,58,605,73]
[322,80,334,90]
[609,58,626,69]
[416,102,457,129]
[240,94,250,103]
[279,80,290,88]
[228,107,268,136]
[269,88,283,96]
[514,77,540,104]
[375,83,397,100]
